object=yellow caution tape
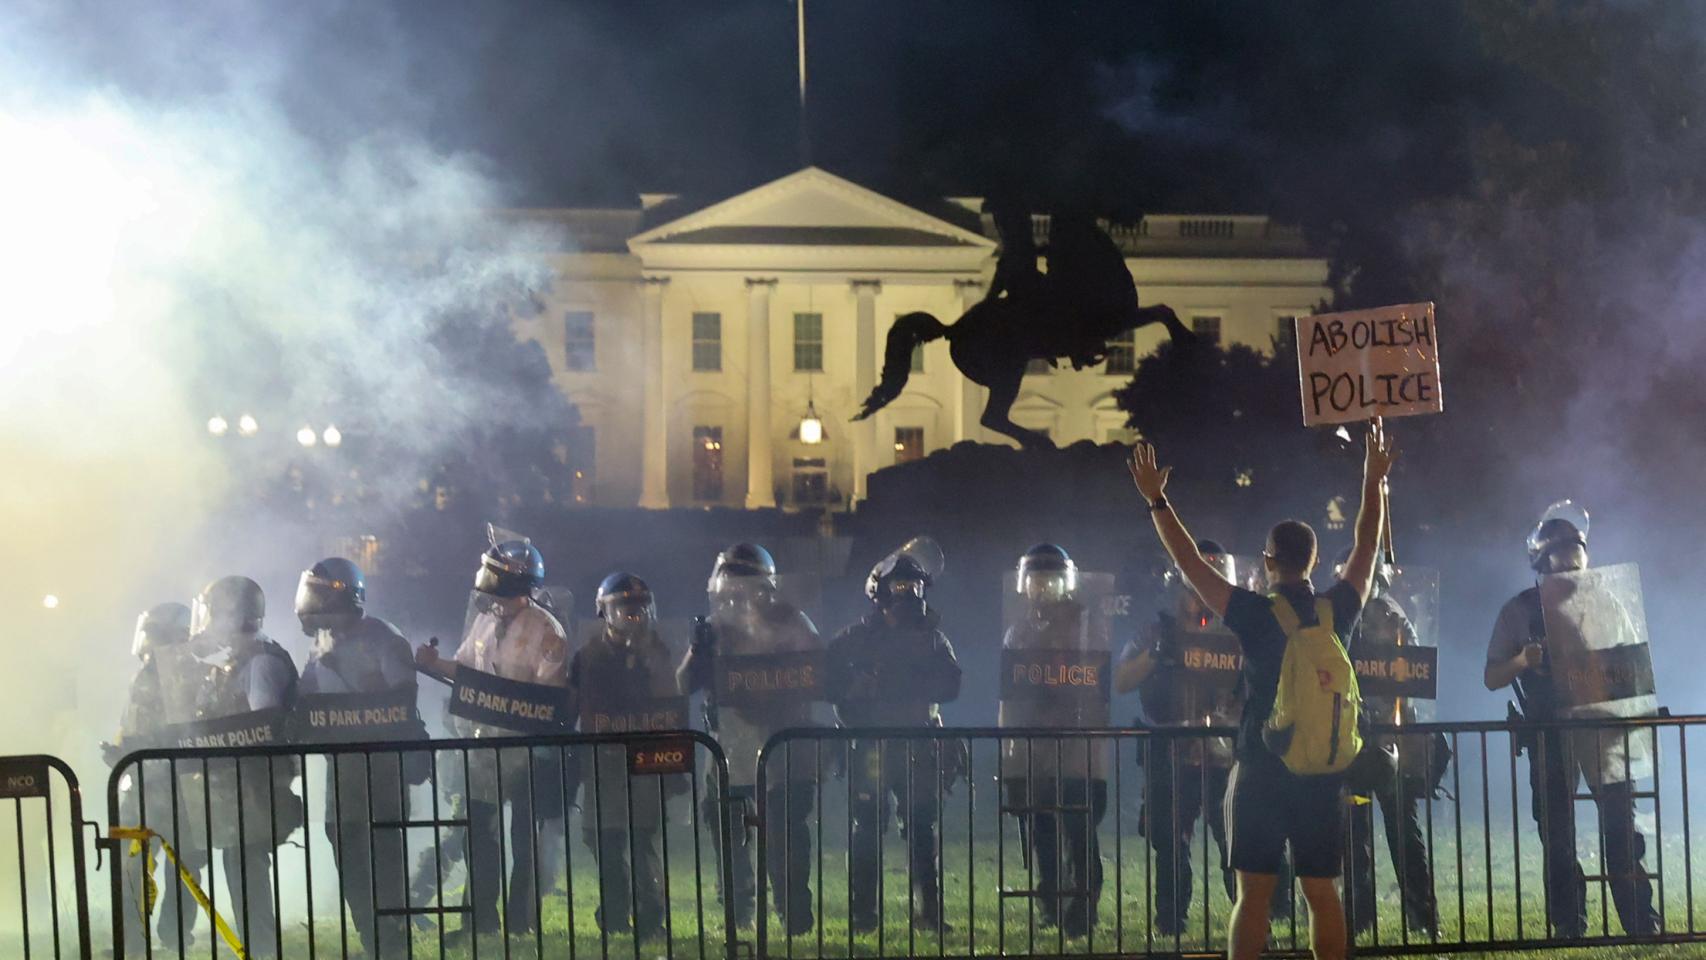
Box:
[111,826,249,960]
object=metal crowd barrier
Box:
[0,755,94,960]
[755,715,1706,959]
[11,715,1706,959]
[101,731,735,959]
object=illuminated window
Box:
[563,311,595,371]
[793,313,823,371]
[692,312,721,371]
[1105,331,1136,375]
[894,427,924,464]
[692,426,724,501]
[791,457,830,503]
[1191,315,1222,345]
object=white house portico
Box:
[509,167,1331,511]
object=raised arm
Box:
[1128,442,1234,618]
[1340,419,1397,605]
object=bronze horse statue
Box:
[853,211,1194,448]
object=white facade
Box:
[510,168,1330,510]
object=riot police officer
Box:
[571,573,682,940]
[677,544,822,933]
[826,540,962,934]
[1114,540,1239,937]
[1485,504,1657,936]
[106,602,198,953]
[296,557,421,956]
[1333,548,1439,938]
[1000,544,1110,938]
[416,537,569,941]
[188,575,300,959]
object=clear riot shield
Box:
[1137,557,1257,768]
[999,570,1115,782]
[704,573,828,787]
[1540,562,1657,785]
[1359,566,1441,722]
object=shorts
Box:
[1225,750,1344,878]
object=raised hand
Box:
[1365,417,1397,482]
[1128,441,1172,502]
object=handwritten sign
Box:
[293,687,422,744]
[1352,644,1438,699]
[0,758,50,799]
[999,649,1111,701]
[1296,302,1441,426]
[449,669,568,735]
[165,708,288,750]
[715,651,825,707]
[627,736,696,776]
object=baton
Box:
[414,636,455,687]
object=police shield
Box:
[999,570,1115,781]
[1354,565,1441,720]
[703,573,827,787]
[1540,562,1657,784]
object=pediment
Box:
[629,168,993,250]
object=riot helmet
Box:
[190,575,266,650]
[295,557,366,635]
[865,536,943,621]
[596,572,657,644]
[132,601,191,659]
[1016,543,1077,603]
[1170,539,1234,624]
[1527,500,1590,573]
[708,542,778,613]
[476,539,545,598]
[1332,545,1395,593]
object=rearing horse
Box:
[853,216,1193,448]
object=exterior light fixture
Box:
[322,425,342,447]
[799,400,824,445]
[237,413,259,437]
[207,415,229,437]
[296,425,318,447]
[42,594,59,609]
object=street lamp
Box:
[296,425,318,447]
[322,425,342,447]
[237,413,259,437]
[207,415,229,437]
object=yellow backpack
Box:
[1263,594,1362,776]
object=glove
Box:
[691,616,717,653]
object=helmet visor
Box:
[294,570,350,617]
[131,611,153,659]
[1019,567,1077,602]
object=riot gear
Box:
[1527,500,1590,573]
[476,538,546,598]
[597,572,658,643]
[294,557,365,635]
[132,601,191,660]
[864,536,943,601]
[190,575,265,647]
[1017,543,1077,603]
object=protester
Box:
[1127,421,1394,960]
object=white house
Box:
[509,167,1330,511]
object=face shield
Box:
[601,595,657,644]
[708,570,774,615]
[1019,566,1078,604]
[294,570,358,635]
[1528,500,1591,574]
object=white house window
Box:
[563,311,595,371]
[692,312,721,371]
[1104,331,1136,375]
[794,313,824,372]
[692,426,724,501]
[1192,315,1222,345]
[894,426,924,464]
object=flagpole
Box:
[797,0,811,165]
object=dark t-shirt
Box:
[1223,580,1364,761]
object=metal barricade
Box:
[754,716,1706,959]
[0,755,94,960]
[103,731,737,960]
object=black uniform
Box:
[1342,594,1438,936]
[299,616,421,955]
[825,611,962,932]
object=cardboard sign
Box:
[580,695,690,735]
[1296,302,1441,426]
[449,669,569,735]
[292,687,423,744]
[1351,644,1438,699]
[0,758,50,799]
[999,649,1111,701]
[627,736,696,776]
[715,650,825,707]
[165,708,288,750]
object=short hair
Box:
[1266,520,1317,576]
